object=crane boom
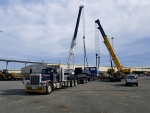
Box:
[95,19,131,74]
[67,6,84,71]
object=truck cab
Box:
[25,65,78,94]
[41,66,60,82]
[25,65,66,94]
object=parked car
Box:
[125,74,138,86]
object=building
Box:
[21,63,150,75]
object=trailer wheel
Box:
[81,79,85,84]
[7,75,12,80]
[88,78,91,82]
[46,83,52,94]
[93,77,95,81]
[84,78,86,83]
[74,79,78,86]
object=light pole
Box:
[14,63,15,70]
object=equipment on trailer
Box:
[84,67,99,80]
[74,67,91,83]
[65,6,91,82]
[67,5,84,72]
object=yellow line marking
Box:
[122,93,129,99]
[65,104,69,107]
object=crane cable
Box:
[95,23,100,68]
[82,8,88,67]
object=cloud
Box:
[0,0,150,70]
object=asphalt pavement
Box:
[0,76,150,113]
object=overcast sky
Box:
[0,0,150,70]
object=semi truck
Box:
[25,65,78,94]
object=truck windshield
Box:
[64,73,70,76]
[41,69,54,81]
[127,76,136,79]
[42,69,54,74]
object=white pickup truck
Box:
[125,74,138,86]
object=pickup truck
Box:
[125,74,138,86]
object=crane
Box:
[95,19,131,81]
[67,6,84,73]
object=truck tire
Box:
[0,75,3,80]
[136,83,138,86]
[86,78,88,83]
[88,78,91,82]
[67,80,70,87]
[81,78,85,84]
[46,83,52,94]
[74,79,78,86]
[93,77,95,81]
[7,75,12,80]
[84,78,86,83]
[70,80,74,87]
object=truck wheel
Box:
[136,83,138,86]
[86,78,88,83]
[67,80,70,87]
[0,75,3,80]
[46,83,52,94]
[7,75,12,80]
[70,80,74,87]
[74,80,78,86]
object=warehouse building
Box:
[21,63,150,75]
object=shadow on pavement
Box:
[0,89,48,96]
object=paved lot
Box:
[0,76,150,113]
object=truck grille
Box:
[30,75,40,85]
